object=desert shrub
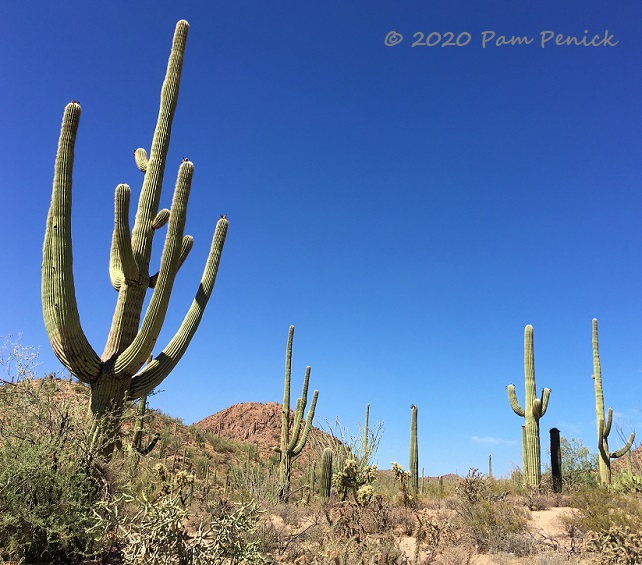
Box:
[204,430,247,454]
[319,497,407,564]
[565,487,642,535]
[451,469,531,556]
[0,421,103,563]
[561,486,642,563]
[227,458,281,506]
[433,545,475,564]
[610,472,642,494]
[583,526,642,565]
[0,347,106,565]
[412,511,460,563]
[92,464,272,564]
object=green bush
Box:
[565,486,642,535]
[0,376,103,564]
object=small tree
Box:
[546,436,598,490]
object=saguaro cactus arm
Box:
[110,183,139,290]
[279,325,295,456]
[130,21,188,266]
[612,433,636,459]
[291,387,319,456]
[128,216,228,399]
[288,365,310,450]
[506,384,525,417]
[114,161,195,378]
[42,102,102,382]
[532,387,551,419]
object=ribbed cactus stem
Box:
[41,21,228,455]
[363,403,370,459]
[592,318,635,485]
[320,447,333,501]
[278,325,319,502]
[410,404,419,494]
[506,325,550,487]
[309,460,317,498]
[132,393,147,451]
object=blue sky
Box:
[2,1,641,477]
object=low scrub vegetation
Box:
[1,346,641,564]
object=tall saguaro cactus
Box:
[410,404,419,495]
[42,20,228,453]
[277,325,319,502]
[507,325,551,487]
[592,318,635,485]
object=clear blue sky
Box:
[2,1,641,477]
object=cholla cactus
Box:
[592,318,635,485]
[41,20,228,453]
[277,326,319,502]
[507,325,550,487]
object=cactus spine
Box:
[410,404,419,494]
[320,447,333,500]
[507,325,550,487]
[41,21,228,454]
[278,325,319,502]
[592,318,635,485]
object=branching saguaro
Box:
[42,20,228,454]
[507,325,551,487]
[277,325,319,502]
[592,318,635,485]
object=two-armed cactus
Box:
[507,325,551,487]
[277,325,319,502]
[592,318,635,485]
[42,20,228,454]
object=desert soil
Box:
[399,506,590,564]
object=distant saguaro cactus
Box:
[277,326,319,502]
[362,403,370,457]
[592,318,635,485]
[320,447,333,501]
[41,20,228,454]
[507,325,550,487]
[410,404,419,494]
